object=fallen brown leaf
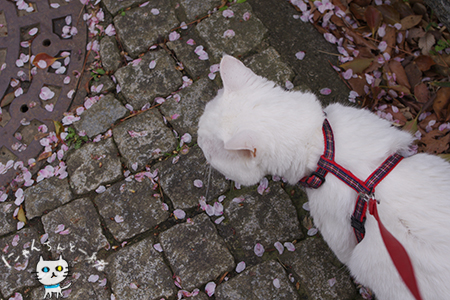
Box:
[433,87,450,119]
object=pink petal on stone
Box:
[254,243,265,257]
[40,233,48,243]
[295,51,305,60]
[88,275,99,283]
[186,39,195,45]
[205,282,216,297]
[150,8,159,15]
[173,209,186,219]
[307,227,318,236]
[320,88,332,95]
[114,215,124,223]
[223,29,235,38]
[222,9,234,18]
[55,224,65,233]
[149,60,156,69]
[273,278,281,288]
[153,243,163,252]
[59,229,70,235]
[214,216,225,224]
[193,179,203,188]
[96,185,106,193]
[274,242,284,254]
[169,31,180,42]
[243,12,251,21]
[236,261,246,273]
[284,242,296,251]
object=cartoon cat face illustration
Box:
[36,255,69,286]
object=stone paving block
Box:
[24,176,73,219]
[67,138,123,194]
[0,228,42,297]
[112,108,177,171]
[100,35,122,72]
[102,0,142,15]
[159,213,235,291]
[219,183,302,263]
[0,202,17,236]
[90,75,116,95]
[156,146,229,209]
[280,238,356,299]
[216,260,300,300]
[94,177,169,242]
[166,31,211,79]
[114,1,179,57]
[107,238,176,299]
[244,47,295,86]
[29,261,110,300]
[73,94,128,138]
[115,50,183,109]
[196,3,268,62]
[160,78,218,139]
[41,198,109,262]
[249,0,350,105]
[178,0,221,21]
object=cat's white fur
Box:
[198,55,450,300]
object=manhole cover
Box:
[0,0,86,187]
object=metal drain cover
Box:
[0,0,86,187]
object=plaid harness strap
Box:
[299,119,423,300]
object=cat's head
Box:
[36,255,69,286]
[198,55,324,185]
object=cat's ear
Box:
[39,256,44,262]
[224,130,259,158]
[58,255,63,261]
[220,55,256,93]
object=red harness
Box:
[300,119,423,300]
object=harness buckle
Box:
[358,192,380,204]
[310,171,325,184]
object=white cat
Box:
[198,55,450,300]
[36,255,71,299]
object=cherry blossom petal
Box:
[302,202,310,211]
[96,185,106,193]
[88,274,99,283]
[55,224,65,233]
[307,227,318,236]
[236,261,246,273]
[149,60,156,69]
[114,215,124,223]
[151,8,160,15]
[274,241,284,254]
[205,282,216,297]
[254,243,265,257]
[169,31,180,41]
[28,28,38,36]
[295,51,305,60]
[320,88,332,95]
[174,209,186,219]
[214,216,225,224]
[223,29,235,38]
[222,9,234,18]
[153,243,163,252]
[273,278,281,288]
[243,12,251,21]
[284,242,296,251]
[193,179,203,188]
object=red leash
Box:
[300,119,423,300]
[368,198,423,300]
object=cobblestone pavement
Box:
[0,0,369,299]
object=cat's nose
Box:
[51,272,56,278]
